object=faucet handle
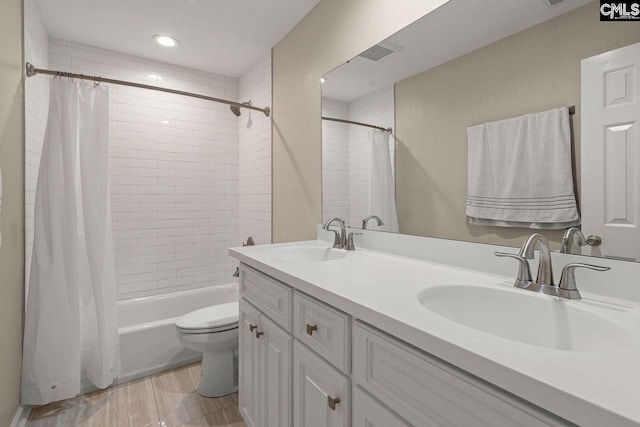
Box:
[558,263,610,298]
[346,232,362,251]
[495,252,533,285]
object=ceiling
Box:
[322,0,593,102]
[35,0,320,78]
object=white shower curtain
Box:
[21,79,119,405]
[368,130,399,232]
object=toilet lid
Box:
[176,302,239,331]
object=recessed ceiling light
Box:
[153,35,179,47]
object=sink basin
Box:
[269,246,346,262]
[418,285,635,352]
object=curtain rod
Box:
[25,62,271,117]
[322,116,392,133]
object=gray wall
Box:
[395,1,640,249]
[0,0,25,424]
[272,0,449,242]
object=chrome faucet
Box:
[495,233,610,300]
[561,227,587,254]
[362,215,384,229]
[323,217,347,249]
[519,233,553,287]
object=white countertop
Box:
[230,239,640,427]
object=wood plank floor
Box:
[27,362,247,427]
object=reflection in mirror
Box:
[321,0,640,261]
[321,86,397,232]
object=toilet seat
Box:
[176,302,239,334]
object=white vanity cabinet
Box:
[238,262,572,427]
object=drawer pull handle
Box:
[255,330,264,339]
[327,396,340,411]
[249,324,258,332]
[306,324,318,335]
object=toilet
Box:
[176,302,239,397]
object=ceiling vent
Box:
[358,44,395,62]
[545,0,564,6]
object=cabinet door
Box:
[293,341,350,427]
[353,386,409,427]
[260,314,293,427]
[239,299,261,427]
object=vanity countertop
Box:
[230,240,640,427]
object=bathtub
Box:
[117,283,239,384]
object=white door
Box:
[293,342,350,427]
[582,41,640,261]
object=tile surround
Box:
[238,52,272,246]
[46,37,241,300]
[24,4,272,301]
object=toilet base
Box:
[197,350,237,397]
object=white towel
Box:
[466,107,580,229]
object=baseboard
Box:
[10,405,31,427]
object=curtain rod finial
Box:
[26,62,37,77]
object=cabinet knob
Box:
[306,324,318,335]
[248,323,257,332]
[255,330,264,339]
[327,396,340,411]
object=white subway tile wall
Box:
[322,99,350,224]
[48,38,241,300]
[321,86,394,229]
[24,0,50,292]
[22,33,272,300]
[238,51,272,245]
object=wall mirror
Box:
[321,0,640,262]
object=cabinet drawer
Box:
[293,291,351,373]
[353,322,570,427]
[240,264,292,331]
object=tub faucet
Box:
[323,217,346,249]
[233,236,255,278]
[519,233,554,287]
[362,215,384,229]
